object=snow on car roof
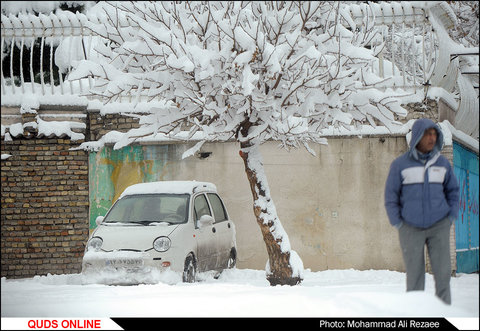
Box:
[120,181,217,197]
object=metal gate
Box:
[453,142,479,273]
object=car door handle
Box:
[212,227,216,233]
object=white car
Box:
[82,181,236,283]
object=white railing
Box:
[345,2,435,90]
[1,11,98,99]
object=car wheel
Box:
[182,254,196,283]
[227,248,236,269]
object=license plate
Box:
[105,259,144,268]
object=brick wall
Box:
[1,138,89,278]
[88,111,142,141]
[0,108,143,279]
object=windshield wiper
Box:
[103,221,142,226]
[137,220,173,226]
[104,220,172,226]
[136,220,156,225]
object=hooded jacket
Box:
[384,118,459,229]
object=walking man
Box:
[384,118,459,304]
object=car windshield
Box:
[103,194,190,225]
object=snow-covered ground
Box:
[1,268,478,319]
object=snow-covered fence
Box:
[344,2,435,90]
[0,2,466,101]
[1,11,92,98]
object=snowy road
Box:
[1,268,478,319]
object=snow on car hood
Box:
[92,223,179,252]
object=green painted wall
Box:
[88,144,177,230]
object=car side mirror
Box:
[198,215,214,227]
[96,216,104,226]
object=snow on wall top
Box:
[1,97,86,142]
[1,117,86,142]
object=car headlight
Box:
[87,237,103,252]
[153,236,171,252]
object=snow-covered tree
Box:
[69,1,407,286]
[447,1,479,48]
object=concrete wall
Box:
[90,136,408,272]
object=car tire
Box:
[227,248,236,269]
[182,254,196,283]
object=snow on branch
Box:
[69,1,409,152]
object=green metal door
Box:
[453,142,479,273]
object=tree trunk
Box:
[239,142,303,286]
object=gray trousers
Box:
[398,217,452,304]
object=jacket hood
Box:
[409,118,444,160]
